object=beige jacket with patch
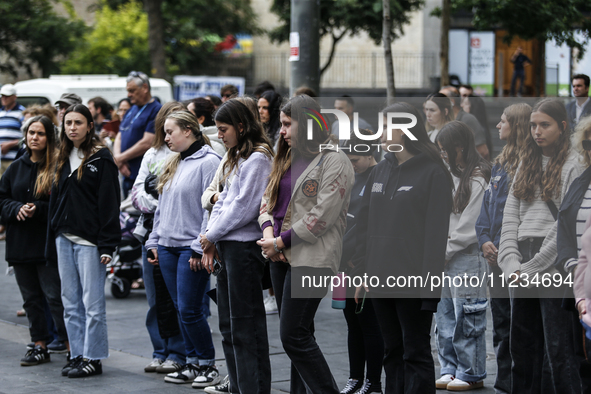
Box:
[259,147,354,274]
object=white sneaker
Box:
[192,365,221,388]
[155,359,182,373]
[164,363,200,384]
[446,378,484,391]
[144,358,164,372]
[264,295,278,314]
[435,374,454,389]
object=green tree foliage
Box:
[61,1,150,75]
[161,0,260,75]
[450,0,591,58]
[0,0,86,77]
[90,0,260,76]
[269,0,424,74]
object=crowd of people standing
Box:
[2,72,591,394]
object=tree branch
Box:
[320,30,347,77]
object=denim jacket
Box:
[476,163,509,251]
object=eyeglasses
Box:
[55,104,69,111]
[222,93,233,98]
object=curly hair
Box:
[513,99,571,202]
[574,116,591,167]
[494,103,532,180]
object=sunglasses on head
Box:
[128,71,149,85]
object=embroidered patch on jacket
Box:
[87,164,98,173]
[371,182,383,193]
[302,180,319,197]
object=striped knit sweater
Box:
[499,150,584,280]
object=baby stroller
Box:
[106,211,143,298]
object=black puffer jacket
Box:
[0,152,50,265]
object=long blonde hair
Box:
[574,116,591,167]
[157,110,211,193]
[494,103,532,180]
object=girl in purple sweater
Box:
[199,99,274,394]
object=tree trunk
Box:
[145,0,166,78]
[383,0,395,102]
[535,37,545,96]
[439,0,450,87]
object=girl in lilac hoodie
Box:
[199,99,274,394]
[146,110,221,388]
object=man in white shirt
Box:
[567,74,591,130]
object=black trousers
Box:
[372,298,436,394]
[216,241,271,394]
[342,296,384,384]
[270,261,339,394]
[13,262,67,343]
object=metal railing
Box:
[191,52,438,90]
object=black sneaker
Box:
[204,375,230,393]
[62,354,83,376]
[341,379,363,394]
[68,358,102,378]
[47,340,68,354]
[355,379,382,394]
[192,365,221,388]
[20,345,50,366]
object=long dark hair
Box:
[259,90,282,142]
[437,120,491,213]
[264,95,335,213]
[215,99,274,182]
[24,115,57,197]
[55,104,105,183]
[382,102,453,185]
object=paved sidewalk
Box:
[0,240,498,393]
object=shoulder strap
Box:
[546,199,559,221]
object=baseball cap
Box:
[0,84,16,96]
[55,93,82,107]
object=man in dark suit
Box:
[567,74,591,131]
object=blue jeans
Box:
[56,235,108,359]
[435,244,488,382]
[157,246,214,366]
[217,240,271,394]
[141,247,185,364]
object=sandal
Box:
[16,309,26,317]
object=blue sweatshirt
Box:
[475,162,509,250]
[145,144,221,254]
[207,151,272,243]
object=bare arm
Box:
[115,132,154,164]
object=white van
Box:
[14,75,173,108]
